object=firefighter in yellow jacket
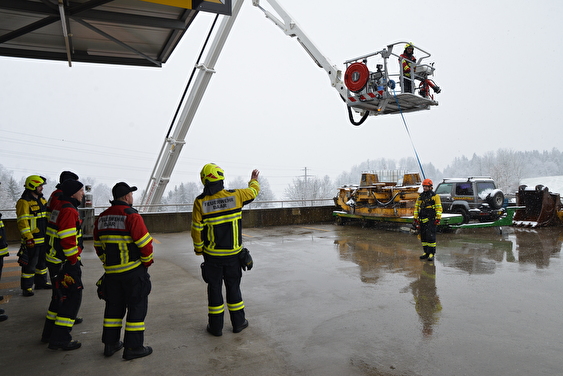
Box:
[16,175,51,296]
[192,163,260,336]
[414,178,442,262]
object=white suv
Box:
[434,177,505,223]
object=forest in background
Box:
[1,148,562,211]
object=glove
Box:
[25,238,35,248]
[60,273,75,288]
[17,246,29,266]
[194,248,203,256]
[239,248,253,271]
[96,274,106,300]
[435,219,440,225]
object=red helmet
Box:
[422,178,433,186]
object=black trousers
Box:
[202,254,245,331]
[41,262,62,341]
[48,262,83,346]
[102,266,151,349]
[420,220,437,254]
[20,243,49,289]
[403,76,413,94]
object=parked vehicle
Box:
[434,177,505,223]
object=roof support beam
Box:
[58,0,73,66]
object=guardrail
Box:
[0,198,335,218]
[0,201,338,242]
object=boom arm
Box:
[140,0,245,210]
[252,0,347,98]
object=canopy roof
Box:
[0,0,231,67]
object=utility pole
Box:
[300,167,314,204]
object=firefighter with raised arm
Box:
[414,179,442,262]
[94,182,154,360]
[192,163,260,337]
[16,175,51,296]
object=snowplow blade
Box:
[513,185,562,227]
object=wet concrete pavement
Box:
[0,224,562,376]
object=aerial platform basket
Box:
[343,41,441,123]
[347,92,438,116]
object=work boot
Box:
[0,308,4,314]
[22,288,34,297]
[419,253,429,260]
[104,341,124,357]
[123,346,153,360]
[427,254,434,261]
[0,313,7,322]
[48,340,81,351]
[233,320,249,333]
[206,325,222,337]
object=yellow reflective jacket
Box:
[0,216,8,256]
[16,190,48,244]
[191,179,260,256]
[414,190,442,222]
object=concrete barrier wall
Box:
[2,205,336,242]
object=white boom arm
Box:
[252,0,347,99]
[141,0,439,208]
[140,0,244,210]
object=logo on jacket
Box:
[202,196,236,213]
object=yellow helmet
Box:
[405,42,414,50]
[200,163,225,185]
[25,175,46,190]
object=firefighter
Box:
[16,175,51,296]
[41,172,84,344]
[0,183,9,321]
[94,182,154,360]
[45,171,81,290]
[191,163,260,336]
[400,43,416,94]
[414,178,442,262]
[47,179,84,351]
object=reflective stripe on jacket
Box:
[0,216,8,256]
[400,53,416,77]
[94,201,154,273]
[51,200,83,265]
[414,190,442,221]
[191,179,260,256]
[16,190,48,244]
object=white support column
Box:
[141,0,245,210]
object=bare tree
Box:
[284,174,334,204]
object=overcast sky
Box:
[1,0,562,200]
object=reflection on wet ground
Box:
[2,224,562,376]
[243,224,563,376]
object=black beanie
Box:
[61,179,84,197]
[59,171,79,184]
